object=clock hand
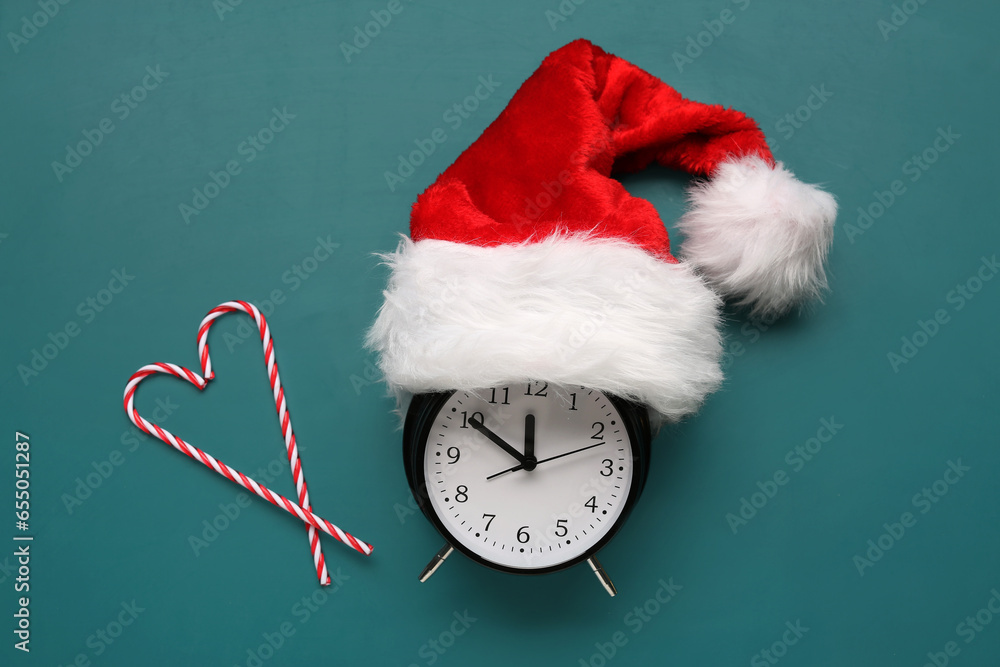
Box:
[486,441,605,480]
[486,464,523,481]
[468,415,525,464]
[535,441,605,465]
[523,414,536,471]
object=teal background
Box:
[1,1,998,665]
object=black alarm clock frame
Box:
[403,384,652,596]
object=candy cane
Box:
[197,301,332,585]
[122,301,373,583]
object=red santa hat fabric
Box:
[368,39,837,422]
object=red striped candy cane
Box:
[197,301,331,585]
[122,301,372,584]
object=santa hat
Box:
[367,39,836,422]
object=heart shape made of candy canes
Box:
[123,300,373,585]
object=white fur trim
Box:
[677,156,837,317]
[366,235,723,423]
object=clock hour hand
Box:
[468,415,525,464]
[487,441,605,480]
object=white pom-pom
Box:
[677,156,837,317]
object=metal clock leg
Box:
[418,543,455,582]
[587,556,617,597]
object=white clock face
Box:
[420,383,635,571]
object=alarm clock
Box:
[403,382,651,595]
[373,39,837,597]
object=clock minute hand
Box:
[486,441,605,480]
[468,416,525,464]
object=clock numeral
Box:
[489,387,510,405]
[569,392,578,411]
[482,513,496,531]
[460,411,484,429]
[446,446,461,464]
[516,526,530,543]
[524,381,548,397]
[591,422,605,440]
[554,519,568,537]
[600,459,613,476]
[455,485,469,502]
[585,496,597,513]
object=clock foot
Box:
[587,556,617,597]
[418,543,455,582]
